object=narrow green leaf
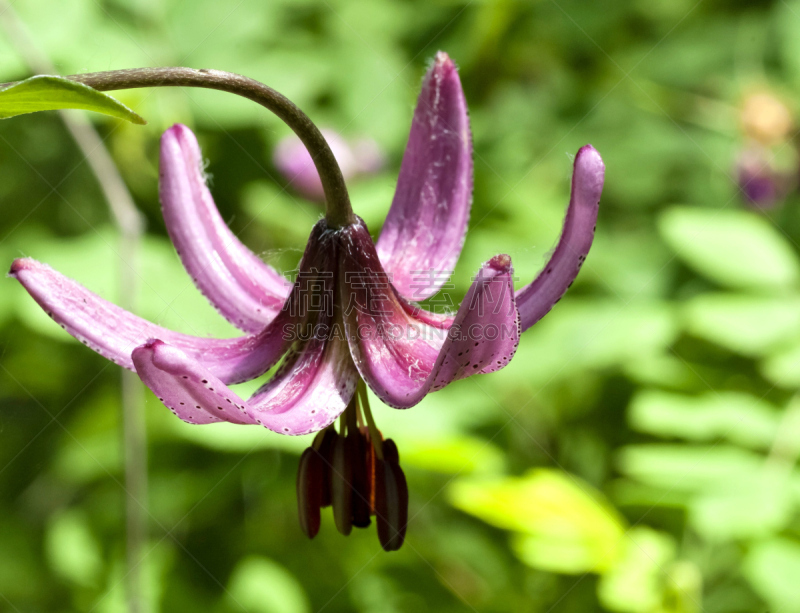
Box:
[658,206,800,292]
[683,293,800,357]
[689,472,793,541]
[629,390,780,449]
[0,75,145,124]
[617,444,763,492]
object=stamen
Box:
[357,380,384,461]
[296,446,324,539]
[350,428,372,527]
[330,432,353,536]
[316,428,337,508]
[311,426,329,451]
[295,384,408,549]
[375,439,408,551]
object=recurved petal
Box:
[132,339,256,424]
[515,145,604,332]
[376,51,472,301]
[9,258,291,384]
[131,332,358,436]
[340,221,519,408]
[246,332,359,435]
[161,124,291,333]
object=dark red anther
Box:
[351,429,374,528]
[316,428,337,508]
[296,447,324,539]
[375,438,408,551]
[382,438,400,464]
[331,431,354,536]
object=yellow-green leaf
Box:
[0,75,145,124]
[449,469,626,574]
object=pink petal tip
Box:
[8,257,35,277]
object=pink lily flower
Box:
[8,52,604,549]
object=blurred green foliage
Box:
[2,0,800,611]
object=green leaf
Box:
[489,299,679,386]
[227,556,310,613]
[622,353,700,390]
[400,435,506,475]
[689,471,793,541]
[658,206,800,292]
[597,527,676,613]
[97,542,173,613]
[662,561,704,613]
[761,341,800,388]
[0,75,145,124]
[683,293,800,356]
[743,538,800,613]
[449,469,626,574]
[0,242,15,329]
[44,510,103,588]
[618,443,795,541]
[616,444,763,492]
[629,390,780,449]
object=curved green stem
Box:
[65,67,355,227]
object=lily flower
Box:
[8,52,604,550]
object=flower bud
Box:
[273,130,384,201]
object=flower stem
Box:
[57,67,355,227]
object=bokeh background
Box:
[2,0,800,611]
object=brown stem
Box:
[63,67,355,227]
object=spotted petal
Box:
[340,220,519,408]
[131,340,257,424]
[132,317,359,435]
[515,145,604,332]
[161,124,290,333]
[131,217,358,434]
[9,258,291,384]
[376,51,472,302]
[7,220,340,384]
